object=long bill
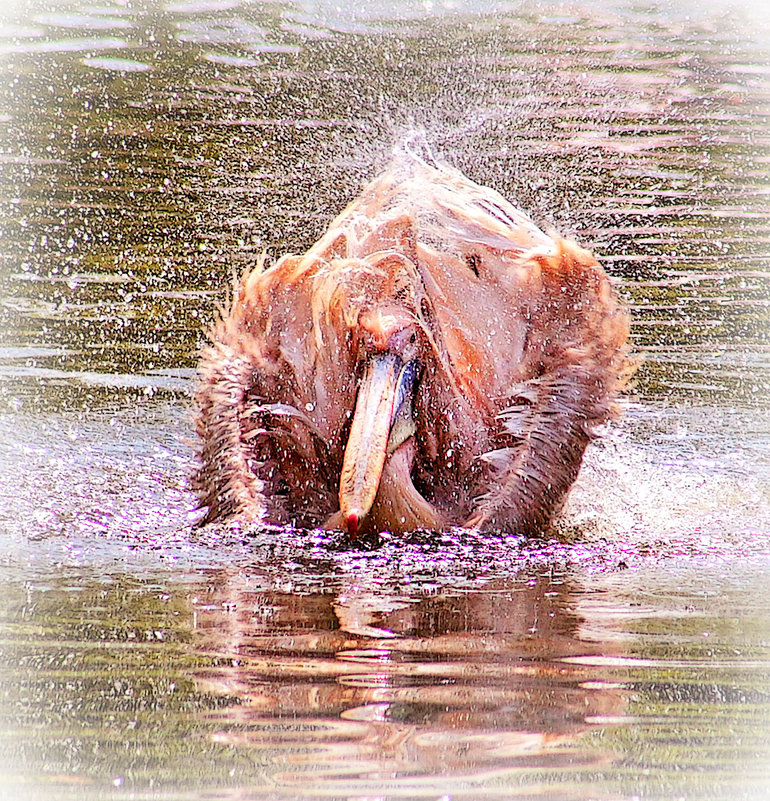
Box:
[338,353,416,538]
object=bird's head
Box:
[338,305,424,538]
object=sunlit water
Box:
[1,0,770,799]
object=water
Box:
[1,0,770,798]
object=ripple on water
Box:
[31,12,133,30]
[82,56,152,71]
[0,36,128,54]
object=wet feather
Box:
[194,148,633,535]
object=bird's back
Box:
[310,147,555,262]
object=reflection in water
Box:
[192,572,625,793]
[3,568,623,795]
[2,564,769,798]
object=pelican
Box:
[194,149,631,537]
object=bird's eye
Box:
[420,297,433,322]
[409,332,417,344]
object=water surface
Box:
[1,1,770,798]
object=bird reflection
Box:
[195,146,631,536]
[191,571,625,789]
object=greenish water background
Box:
[1,1,770,798]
